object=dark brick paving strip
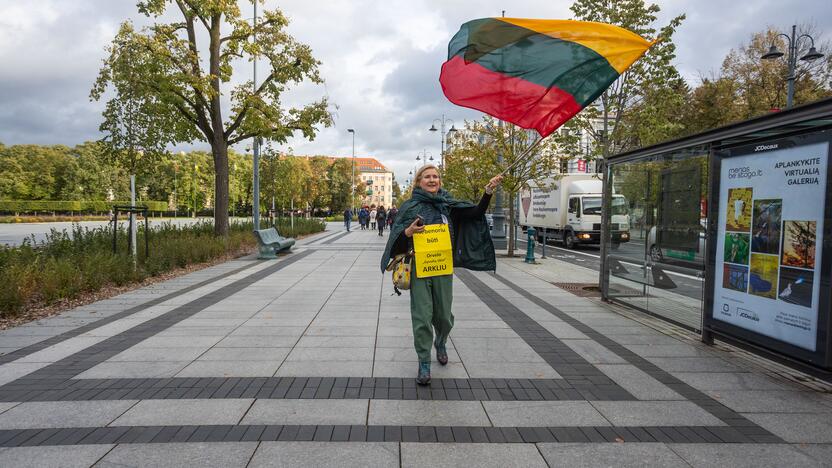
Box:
[319,231,351,244]
[0,376,637,403]
[0,260,264,366]
[0,424,781,447]
[455,270,635,401]
[0,250,315,397]
[489,272,783,441]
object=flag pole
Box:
[499,135,544,177]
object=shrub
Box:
[0,218,323,317]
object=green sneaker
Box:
[435,342,448,366]
[416,361,431,385]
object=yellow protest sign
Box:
[413,224,453,278]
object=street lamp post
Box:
[348,129,355,213]
[761,24,825,109]
[417,150,433,167]
[429,115,457,170]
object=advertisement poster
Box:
[713,141,829,351]
[413,224,453,278]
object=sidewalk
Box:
[0,226,830,467]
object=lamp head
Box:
[801,47,824,62]
[761,45,784,60]
[448,125,457,133]
[347,128,355,133]
[429,124,437,132]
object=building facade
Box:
[355,157,394,208]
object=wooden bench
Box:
[253,227,295,259]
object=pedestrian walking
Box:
[343,207,353,232]
[376,206,387,236]
[357,207,366,230]
[369,207,377,230]
[388,205,398,228]
[381,165,502,385]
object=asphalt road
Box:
[0,217,214,247]
[516,235,705,300]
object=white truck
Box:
[517,174,630,249]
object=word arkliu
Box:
[422,264,449,273]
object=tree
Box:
[719,26,831,118]
[569,0,686,159]
[92,0,332,236]
[326,157,362,213]
[391,180,402,207]
[443,117,561,255]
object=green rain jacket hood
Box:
[380,188,496,273]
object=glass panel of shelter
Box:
[606,145,709,331]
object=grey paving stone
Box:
[95,442,257,468]
[464,361,560,379]
[624,343,714,357]
[229,327,307,337]
[15,337,106,363]
[133,336,225,348]
[437,328,519,338]
[108,347,208,362]
[175,360,281,377]
[483,401,610,426]
[669,443,824,468]
[705,390,832,413]
[538,442,689,467]
[595,364,682,400]
[672,372,790,391]
[372,361,469,379]
[0,400,137,429]
[197,347,291,361]
[76,361,190,379]
[0,402,19,414]
[294,336,375,348]
[590,401,725,427]
[401,443,547,468]
[794,444,832,465]
[537,321,590,339]
[110,399,253,426]
[285,347,374,361]
[241,399,368,426]
[0,444,115,468]
[305,326,376,337]
[215,336,299,348]
[276,361,373,377]
[561,339,628,364]
[248,442,399,468]
[745,413,832,443]
[646,357,742,373]
[453,338,546,363]
[368,400,491,426]
[0,362,48,386]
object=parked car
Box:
[647,219,707,268]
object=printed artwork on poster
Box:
[751,199,782,254]
[726,187,753,231]
[723,264,749,292]
[748,253,779,299]
[781,220,817,269]
[778,266,814,308]
[723,232,750,265]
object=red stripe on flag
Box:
[439,55,582,137]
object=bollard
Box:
[525,227,536,263]
[541,227,547,259]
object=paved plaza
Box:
[0,226,830,467]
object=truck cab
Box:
[518,174,630,249]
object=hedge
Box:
[0,200,168,213]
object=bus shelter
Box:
[600,98,832,374]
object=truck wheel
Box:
[649,244,663,263]
[564,231,576,249]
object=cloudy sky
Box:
[0,0,829,183]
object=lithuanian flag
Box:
[439,18,655,137]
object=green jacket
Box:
[380,188,496,273]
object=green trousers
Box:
[409,273,454,362]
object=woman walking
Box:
[381,165,502,385]
[369,206,377,230]
[376,206,387,236]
